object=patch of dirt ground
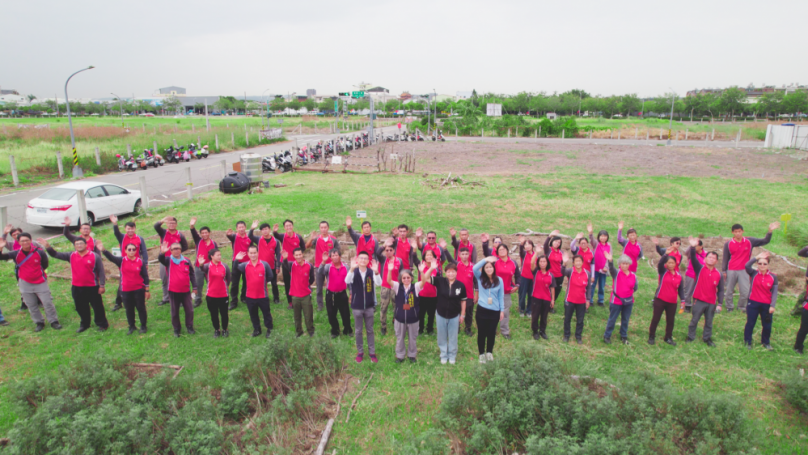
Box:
[303,141,808,183]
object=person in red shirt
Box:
[306,221,340,312]
[542,231,565,309]
[649,249,685,346]
[681,240,706,314]
[41,237,108,333]
[198,249,231,338]
[347,216,376,259]
[3,224,34,311]
[109,214,148,313]
[722,222,778,313]
[617,221,644,273]
[480,233,503,257]
[517,236,536,318]
[63,216,96,252]
[529,253,557,340]
[450,228,477,263]
[571,233,595,305]
[0,234,60,331]
[273,219,306,307]
[603,252,637,345]
[456,247,477,336]
[318,248,352,338]
[561,253,590,344]
[653,237,683,269]
[417,248,441,335]
[236,246,275,338]
[226,221,253,310]
[250,222,282,304]
[190,217,218,309]
[390,224,418,270]
[493,243,519,340]
[282,248,316,337]
[743,252,778,350]
[416,228,454,265]
[99,240,150,335]
[377,239,402,336]
[794,246,808,354]
[154,217,189,306]
[685,237,725,347]
[158,242,198,337]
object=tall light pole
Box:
[65,66,95,178]
[667,88,676,146]
[261,89,271,129]
[111,92,124,126]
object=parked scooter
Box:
[194,145,210,159]
[262,154,277,173]
[117,154,137,172]
[278,151,294,172]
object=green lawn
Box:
[0,171,806,453]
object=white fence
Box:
[764,124,808,150]
[258,128,283,140]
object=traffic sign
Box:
[338,92,350,97]
[278,118,283,124]
[352,91,365,98]
[334,100,339,112]
[356,210,367,218]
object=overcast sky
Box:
[4,0,806,100]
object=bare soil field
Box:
[315,141,808,183]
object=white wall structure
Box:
[764,124,808,150]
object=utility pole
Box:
[65,65,95,178]
[667,89,676,146]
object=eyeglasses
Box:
[171,247,181,251]
[385,248,394,252]
[427,236,436,240]
[758,261,768,266]
[126,248,137,252]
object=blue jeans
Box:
[744,300,772,345]
[594,272,607,304]
[0,304,5,322]
[604,303,633,339]
[518,276,533,314]
[436,314,459,361]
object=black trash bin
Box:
[219,172,251,194]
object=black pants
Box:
[650,297,676,340]
[206,296,229,331]
[115,283,123,306]
[418,296,437,333]
[229,260,247,303]
[795,307,808,351]
[245,297,273,332]
[282,267,292,303]
[72,285,108,329]
[531,298,552,334]
[553,277,565,304]
[476,307,499,354]
[464,299,475,330]
[122,288,147,328]
[563,303,586,339]
[326,290,352,335]
[269,267,280,302]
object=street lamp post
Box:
[667,89,676,146]
[111,92,124,126]
[65,66,95,178]
[261,89,271,129]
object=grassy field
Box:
[1,171,807,453]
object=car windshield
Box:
[37,188,77,201]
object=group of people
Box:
[3,215,808,363]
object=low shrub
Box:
[415,344,759,455]
[782,370,808,414]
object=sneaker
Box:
[540,332,548,340]
[479,354,486,364]
[193,301,202,308]
[705,339,716,348]
[97,326,108,332]
[51,322,63,330]
[251,330,262,337]
[111,304,123,312]
[265,330,272,339]
[597,302,604,307]
[288,302,293,309]
[174,332,181,338]
[330,333,339,339]
[664,338,676,346]
[647,338,655,345]
[0,320,9,326]
[214,330,220,338]
[381,328,387,336]
[139,326,147,334]
[228,302,238,311]
[427,330,435,336]
[685,338,694,343]
[318,305,324,312]
[159,300,168,306]
[746,343,753,350]
[520,313,526,318]
[76,326,89,334]
[562,336,570,343]
[576,338,583,345]
[763,344,773,351]
[621,337,629,345]
[370,354,378,363]
[449,359,456,365]
[355,353,364,363]
[465,328,473,337]
[221,329,228,338]
[501,334,511,340]
[685,307,692,313]
[603,336,611,345]
[533,332,540,340]
[186,328,196,335]
[408,357,417,363]
[795,347,804,355]
[485,352,494,362]
[440,358,448,365]
[34,323,45,332]
[396,358,404,364]
[549,308,556,314]
[127,327,136,335]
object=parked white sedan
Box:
[26,182,142,227]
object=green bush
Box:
[416,345,758,455]
[782,370,808,414]
[785,224,808,248]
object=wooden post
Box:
[618,130,621,140]
[75,189,89,225]
[635,128,638,139]
[197,136,201,149]
[185,167,193,200]
[215,134,219,150]
[711,128,715,140]
[139,176,149,212]
[535,128,537,138]
[685,129,689,140]
[646,130,649,141]
[153,141,158,156]
[95,147,101,165]
[56,152,64,178]
[562,130,565,141]
[127,143,132,157]
[539,126,541,137]
[231,132,235,147]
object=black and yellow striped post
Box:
[71,147,78,166]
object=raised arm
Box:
[112,223,125,245]
[750,222,778,247]
[153,220,167,238]
[62,223,79,244]
[658,254,669,276]
[44,246,72,262]
[771,275,779,308]
[94,253,106,288]
[744,258,757,276]
[617,227,628,247]
[179,233,189,252]
[721,242,730,272]
[101,249,123,267]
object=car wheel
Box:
[132,199,143,215]
[79,213,96,227]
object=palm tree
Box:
[27,94,37,103]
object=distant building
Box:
[306,89,316,97]
[456,91,473,100]
[156,86,187,96]
[0,87,20,95]
[400,92,412,101]
[367,86,388,93]
[686,84,806,103]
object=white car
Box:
[26,182,142,227]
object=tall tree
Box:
[718,87,746,119]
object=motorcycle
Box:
[262,155,277,173]
[117,154,137,172]
[194,145,210,159]
[164,146,179,163]
[278,151,294,172]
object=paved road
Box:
[2,126,397,239]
